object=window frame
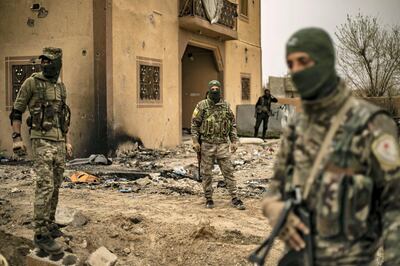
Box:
[136,56,163,107]
[239,0,249,21]
[241,73,251,102]
[5,56,41,111]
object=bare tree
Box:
[335,14,400,97]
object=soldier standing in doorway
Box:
[254,88,278,139]
[9,47,72,255]
[191,80,245,210]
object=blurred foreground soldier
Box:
[9,47,72,255]
[254,89,278,139]
[261,28,400,265]
[191,80,245,210]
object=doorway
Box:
[181,45,221,131]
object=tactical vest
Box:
[200,100,232,141]
[284,98,385,241]
[28,77,71,134]
[257,96,272,114]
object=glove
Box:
[262,197,309,251]
[230,142,238,153]
[193,141,201,153]
[66,143,73,158]
[13,141,27,156]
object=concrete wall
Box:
[0,0,95,156]
[237,0,261,48]
[268,76,298,98]
[224,0,262,114]
[111,0,181,148]
[236,103,296,136]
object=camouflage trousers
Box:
[31,139,66,235]
[200,142,237,200]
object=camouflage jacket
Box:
[270,81,400,265]
[191,98,239,144]
[13,72,67,142]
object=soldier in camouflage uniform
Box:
[191,80,245,210]
[262,28,400,265]
[9,47,72,254]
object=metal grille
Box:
[179,0,238,29]
[241,76,250,100]
[11,64,41,102]
[139,64,161,102]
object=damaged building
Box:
[0,0,262,156]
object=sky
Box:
[261,0,400,83]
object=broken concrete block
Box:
[26,249,78,266]
[239,137,265,144]
[86,247,117,266]
[55,208,88,227]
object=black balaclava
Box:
[208,80,221,103]
[39,47,63,82]
[42,57,62,80]
[286,27,338,100]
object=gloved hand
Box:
[13,140,27,156]
[262,197,309,251]
[230,142,238,153]
[192,141,201,153]
[66,143,73,159]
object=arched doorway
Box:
[181,45,222,130]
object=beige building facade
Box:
[0,0,262,156]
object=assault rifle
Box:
[248,187,314,266]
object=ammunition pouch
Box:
[59,102,71,134]
[316,170,373,240]
[30,102,44,130]
[42,102,55,131]
[200,104,231,139]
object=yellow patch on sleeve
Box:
[371,134,400,171]
[192,108,199,118]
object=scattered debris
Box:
[67,154,112,167]
[69,172,99,184]
[239,137,265,144]
[191,220,216,240]
[10,188,22,194]
[55,208,88,227]
[86,246,118,266]
[119,187,132,193]
[129,215,143,224]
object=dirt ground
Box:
[0,139,285,266]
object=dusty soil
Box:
[0,139,285,266]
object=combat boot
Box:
[48,223,63,239]
[232,198,245,210]
[34,233,63,255]
[205,199,214,209]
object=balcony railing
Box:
[179,0,238,40]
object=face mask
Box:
[42,58,62,79]
[291,62,337,100]
[209,90,221,103]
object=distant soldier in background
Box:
[254,89,278,139]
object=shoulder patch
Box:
[371,134,400,171]
[192,107,200,118]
